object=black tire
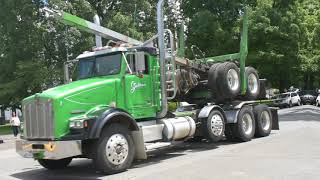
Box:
[216,62,241,102]
[201,110,225,142]
[253,105,272,137]
[208,63,222,96]
[244,67,260,100]
[38,158,72,170]
[93,123,135,174]
[257,79,267,99]
[227,106,255,142]
[297,100,301,106]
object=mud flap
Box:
[270,108,279,130]
[131,129,147,160]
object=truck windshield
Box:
[77,53,122,79]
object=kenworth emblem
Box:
[131,81,146,93]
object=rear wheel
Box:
[208,63,222,99]
[93,124,134,174]
[253,105,272,137]
[201,110,225,142]
[244,67,260,100]
[227,106,255,142]
[38,158,72,170]
[215,62,241,102]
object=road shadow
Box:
[279,105,320,122]
[10,140,238,180]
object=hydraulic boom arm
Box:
[43,7,143,45]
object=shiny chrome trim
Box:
[23,98,55,140]
[156,0,168,118]
[16,139,82,160]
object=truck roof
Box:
[76,47,128,59]
[76,46,157,60]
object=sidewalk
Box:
[0,134,18,151]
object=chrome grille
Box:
[23,98,54,139]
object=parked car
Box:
[299,90,317,105]
[273,92,301,108]
[316,94,320,107]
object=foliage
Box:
[0,124,12,135]
[0,0,320,109]
[182,0,320,91]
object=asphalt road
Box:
[1,105,320,180]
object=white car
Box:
[275,92,301,108]
[316,95,320,107]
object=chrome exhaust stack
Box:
[156,0,168,118]
[93,14,102,48]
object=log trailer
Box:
[16,0,279,174]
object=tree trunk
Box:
[303,73,314,90]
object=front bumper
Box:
[301,99,315,104]
[16,139,82,160]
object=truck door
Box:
[124,52,156,118]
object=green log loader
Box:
[16,0,279,174]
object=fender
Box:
[270,108,279,130]
[224,109,240,123]
[198,105,228,122]
[88,108,139,139]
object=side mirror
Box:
[135,52,145,77]
[135,52,145,71]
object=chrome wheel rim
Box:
[227,69,240,91]
[106,134,129,165]
[248,73,258,94]
[261,111,271,131]
[210,114,224,137]
[241,113,253,135]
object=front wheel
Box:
[297,100,301,106]
[93,124,134,174]
[38,158,72,170]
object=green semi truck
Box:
[16,0,279,174]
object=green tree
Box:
[247,0,301,91]
[0,0,95,109]
[0,0,47,109]
[296,0,320,89]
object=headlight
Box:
[69,120,87,129]
[69,119,90,129]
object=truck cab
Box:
[75,47,161,119]
[20,47,161,140]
